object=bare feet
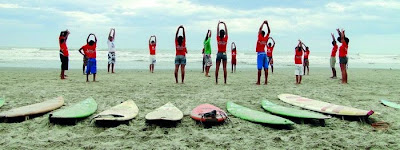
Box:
[256,82,260,85]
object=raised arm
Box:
[331,33,336,42]
[149,36,152,45]
[271,37,275,47]
[223,22,228,36]
[205,30,209,41]
[86,34,91,43]
[154,35,156,44]
[217,21,221,37]
[112,28,116,40]
[265,20,271,35]
[93,34,97,43]
[231,42,236,50]
[182,26,186,40]
[258,22,265,35]
[341,29,345,43]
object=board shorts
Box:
[268,56,273,65]
[216,52,227,62]
[149,55,156,64]
[59,54,68,70]
[175,55,186,65]
[304,59,309,66]
[257,52,269,70]
[86,58,97,74]
[295,64,304,76]
[83,56,88,66]
[108,52,116,64]
[205,54,212,66]
[330,57,336,68]
[339,57,348,65]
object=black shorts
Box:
[60,54,69,70]
[216,52,227,62]
[339,57,348,64]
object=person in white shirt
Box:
[107,28,116,73]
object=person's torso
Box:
[107,40,116,52]
[59,37,69,56]
[266,46,274,57]
[294,49,303,64]
[84,44,97,58]
[149,43,156,55]
[175,40,187,56]
[232,50,237,59]
[304,50,310,59]
[331,45,338,57]
[339,42,348,57]
[204,39,212,54]
[256,34,269,52]
[217,36,228,53]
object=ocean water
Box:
[0,47,399,70]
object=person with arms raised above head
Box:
[59,29,70,80]
[330,33,338,79]
[79,33,97,82]
[255,20,270,85]
[204,29,212,77]
[174,25,187,83]
[266,37,275,74]
[337,28,349,84]
[149,35,156,73]
[302,43,310,75]
[215,21,228,84]
[295,40,304,84]
[107,28,116,73]
[231,42,237,73]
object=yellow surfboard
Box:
[93,100,139,121]
[278,94,374,116]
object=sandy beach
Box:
[0,67,399,149]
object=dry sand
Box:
[0,67,399,149]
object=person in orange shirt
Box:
[330,33,338,79]
[149,35,156,73]
[59,29,70,80]
[302,43,310,75]
[295,40,304,84]
[216,21,228,84]
[266,37,275,74]
[337,28,349,84]
[231,42,237,73]
[174,25,187,83]
[78,33,97,82]
[256,20,270,85]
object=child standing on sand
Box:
[330,33,338,79]
[79,33,97,82]
[231,42,237,73]
[295,40,304,84]
[337,28,349,84]
[107,28,116,73]
[302,43,310,75]
[255,20,270,85]
[216,21,228,84]
[59,29,70,79]
[204,30,212,77]
[266,37,275,74]
[149,35,156,73]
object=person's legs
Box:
[174,64,179,83]
[83,64,86,75]
[264,69,268,85]
[108,64,111,73]
[271,58,274,73]
[86,74,89,82]
[256,54,263,85]
[231,63,233,73]
[202,57,205,73]
[181,64,185,83]
[296,75,299,84]
[299,75,302,84]
[112,64,115,73]
[61,70,65,79]
[234,64,236,73]
[223,59,227,84]
[215,61,221,84]
[93,74,96,82]
[257,70,262,85]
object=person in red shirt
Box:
[266,37,275,74]
[215,21,228,84]
[337,28,349,84]
[330,33,338,79]
[302,43,310,75]
[256,20,270,85]
[78,33,97,82]
[295,40,305,84]
[174,25,187,83]
[231,42,237,73]
[149,35,156,73]
[59,29,70,80]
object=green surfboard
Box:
[261,100,331,119]
[226,101,294,125]
[0,98,4,108]
[50,97,97,119]
[381,99,400,109]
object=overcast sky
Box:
[0,0,399,54]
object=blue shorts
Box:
[257,52,269,70]
[86,58,97,74]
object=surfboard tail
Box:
[367,110,374,116]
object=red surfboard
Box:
[191,104,228,123]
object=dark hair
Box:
[151,40,155,44]
[261,31,265,36]
[306,47,309,50]
[332,41,336,46]
[177,36,183,46]
[344,37,349,44]
[59,39,65,44]
[219,30,225,39]
[268,43,271,47]
[89,40,95,46]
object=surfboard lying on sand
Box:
[278,94,374,116]
[49,97,97,120]
[93,100,139,121]
[145,102,183,121]
[261,100,331,119]
[0,96,64,118]
[191,104,228,123]
[0,98,4,108]
[381,99,400,109]
[226,101,294,125]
